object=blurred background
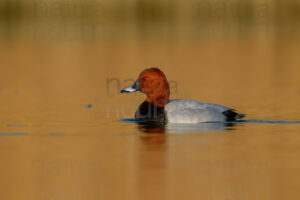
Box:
[0,0,299,121]
[0,0,300,200]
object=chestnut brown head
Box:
[121,68,170,107]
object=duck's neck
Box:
[145,92,169,108]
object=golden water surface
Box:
[0,0,300,199]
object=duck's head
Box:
[121,68,170,107]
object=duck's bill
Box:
[120,86,137,93]
[120,80,141,93]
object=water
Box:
[0,39,299,200]
[1,1,300,199]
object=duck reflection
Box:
[134,121,236,200]
[137,124,168,200]
[136,121,166,133]
[136,121,236,133]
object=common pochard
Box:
[121,68,245,123]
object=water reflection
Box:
[129,119,300,134]
[137,130,168,200]
[136,122,166,133]
[135,121,236,134]
[166,122,235,133]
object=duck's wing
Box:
[165,99,245,123]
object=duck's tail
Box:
[223,109,246,121]
[236,113,246,119]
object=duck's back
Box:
[165,99,243,123]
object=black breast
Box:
[135,101,166,123]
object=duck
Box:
[120,67,245,123]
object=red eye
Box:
[145,75,150,79]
